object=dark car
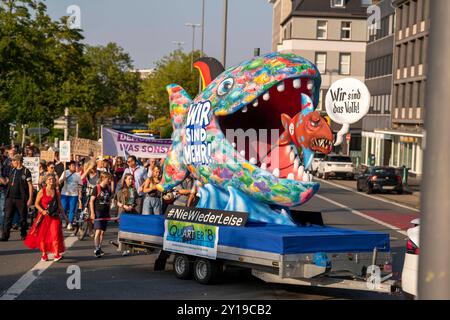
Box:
[356,167,403,194]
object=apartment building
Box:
[269,0,369,157]
[374,0,429,176]
[361,0,395,166]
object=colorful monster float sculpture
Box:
[157,52,334,226]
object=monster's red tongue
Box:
[253,140,303,180]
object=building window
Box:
[331,0,345,8]
[341,21,352,40]
[339,53,351,75]
[315,52,327,74]
[317,20,328,39]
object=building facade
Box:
[361,0,395,167]
[375,0,429,176]
[270,0,369,158]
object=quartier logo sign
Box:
[165,205,248,227]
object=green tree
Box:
[0,0,85,143]
[148,117,173,139]
[74,43,141,139]
[139,49,201,120]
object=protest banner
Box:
[102,127,172,159]
[23,157,40,187]
[59,141,71,162]
[40,150,55,162]
[70,137,102,158]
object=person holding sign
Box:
[59,161,82,231]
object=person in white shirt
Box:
[59,160,82,230]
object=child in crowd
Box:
[116,173,139,215]
[89,172,113,258]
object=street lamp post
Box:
[185,23,201,72]
[198,0,206,93]
[221,0,228,68]
[200,0,205,56]
[418,0,450,300]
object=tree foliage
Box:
[0,0,85,142]
[140,49,201,120]
[73,43,141,138]
[148,117,172,139]
[0,1,202,145]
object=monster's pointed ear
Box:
[280,114,291,130]
[279,114,292,146]
[194,57,225,90]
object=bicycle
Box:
[72,207,92,240]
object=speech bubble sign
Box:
[325,78,370,146]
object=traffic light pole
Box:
[418,0,450,299]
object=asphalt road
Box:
[0,179,419,300]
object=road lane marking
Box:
[0,235,78,300]
[316,194,407,236]
[316,178,420,213]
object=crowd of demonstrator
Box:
[0,145,198,260]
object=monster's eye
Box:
[217,78,234,96]
[310,120,319,128]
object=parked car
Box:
[402,219,420,298]
[317,155,354,180]
[311,153,326,175]
[356,166,403,194]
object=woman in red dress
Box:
[25,173,69,261]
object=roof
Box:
[283,0,369,25]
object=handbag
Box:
[46,195,60,217]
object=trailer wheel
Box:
[193,258,220,284]
[173,254,193,280]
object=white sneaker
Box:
[67,223,73,231]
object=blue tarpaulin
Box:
[119,214,390,254]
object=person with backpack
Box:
[89,172,113,258]
[1,155,34,241]
[24,173,68,261]
[59,161,82,231]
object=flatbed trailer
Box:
[118,213,399,294]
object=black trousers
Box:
[2,197,28,240]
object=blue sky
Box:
[45,0,273,69]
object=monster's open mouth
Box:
[219,77,333,180]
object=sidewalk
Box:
[320,178,421,211]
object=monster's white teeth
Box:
[249,157,257,165]
[260,163,267,170]
[293,78,301,89]
[252,99,258,107]
[240,150,246,157]
[289,150,295,162]
[307,79,314,90]
[293,158,300,171]
[297,165,305,179]
[277,82,285,92]
[287,173,295,180]
[302,172,312,182]
[242,106,248,113]
[273,168,280,178]
[263,92,270,101]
